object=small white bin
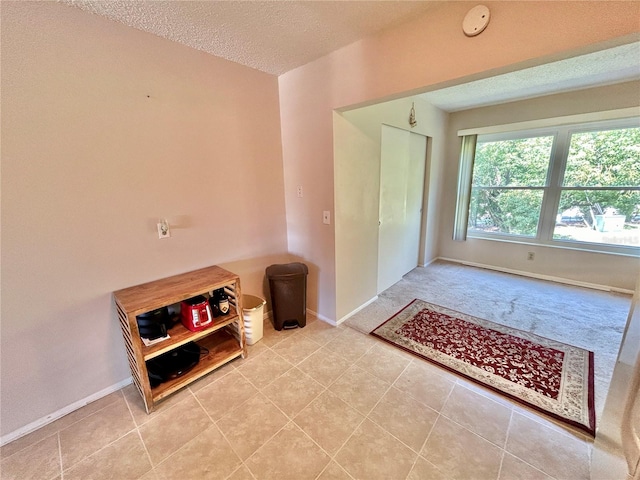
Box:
[242,294,266,345]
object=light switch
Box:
[323,211,330,225]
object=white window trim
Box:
[457,107,639,137]
[459,116,640,257]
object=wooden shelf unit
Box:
[114,265,246,413]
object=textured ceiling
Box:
[420,42,640,112]
[61,0,439,75]
[61,1,639,109]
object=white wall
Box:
[621,273,640,476]
[334,97,447,320]
[278,0,640,321]
[592,270,640,478]
[1,2,288,438]
[439,81,640,291]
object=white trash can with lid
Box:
[242,294,266,345]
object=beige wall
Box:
[278,0,640,321]
[440,81,640,291]
[1,2,288,437]
[2,0,640,440]
[334,97,447,321]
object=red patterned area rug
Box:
[371,299,595,436]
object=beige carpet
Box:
[344,260,631,420]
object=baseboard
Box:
[4,308,273,447]
[418,257,439,268]
[1,377,133,447]
[307,296,381,327]
[306,308,337,326]
[437,257,634,295]
[336,296,379,325]
[2,304,346,446]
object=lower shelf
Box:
[150,328,243,403]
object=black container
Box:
[146,342,200,387]
[136,306,172,340]
[266,262,308,331]
[209,289,230,317]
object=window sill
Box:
[466,233,640,258]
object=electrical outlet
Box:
[297,185,303,198]
[527,252,535,261]
[157,221,171,239]
[323,211,330,225]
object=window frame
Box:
[465,118,640,256]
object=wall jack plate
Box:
[157,221,171,239]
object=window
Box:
[463,120,639,254]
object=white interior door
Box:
[377,125,427,294]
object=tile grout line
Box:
[437,407,511,451]
[292,362,332,391]
[191,373,331,480]
[62,426,141,474]
[236,348,297,391]
[409,376,458,476]
[284,418,343,474]
[57,432,64,480]
[265,369,328,420]
[244,327,369,397]
[411,415,446,480]
[189,389,251,477]
[2,391,125,464]
[325,355,410,476]
[496,449,506,480]
[8,309,595,479]
[271,329,325,356]
[134,428,155,473]
[284,340,383,475]
[238,332,380,477]
[120,384,155,475]
[123,379,153,472]
[502,410,562,480]
[57,394,140,476]
[121,388,141,430]
[511,406,591,442]
[502,451,560,480]
[225,463,258,480]
[504,408,515,451]
[240,419,329,475]
[64,393,136,470]
[454,377,516,410]
[246,362,339,470]
[313,457,356,480]
[399,359,455,479]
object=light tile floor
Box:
[0,316,593,480]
